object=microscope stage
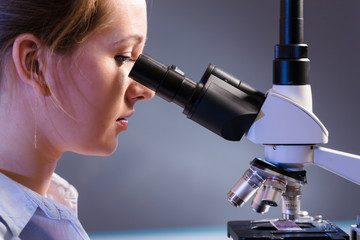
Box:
[227,220,349,240]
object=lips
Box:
[116,117,128,122]
[116,117,128,131]
[116,111,134,131]
[116,111,134,122]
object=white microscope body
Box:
[248,84,360,185]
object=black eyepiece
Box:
[129,54,265,141]
[130,54,196,108]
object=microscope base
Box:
[227,220,349,240]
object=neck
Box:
[0,165,57,196]
[0,143,61,196]
[0,92,63,196]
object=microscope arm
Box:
[314,146,360,185]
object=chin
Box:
[79,139,119,156]
[97,143,118,156]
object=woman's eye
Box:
[115,55,135,65]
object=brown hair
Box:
[0,0,111,74]
[0,0,115,113]
[0,0,114,122]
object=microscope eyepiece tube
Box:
[129,54,196,108]
[129,53,266,141]
[228,168,265,207]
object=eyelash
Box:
[114,55,135,65]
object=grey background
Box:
[56,0,360,232]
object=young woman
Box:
[0,0,153,239]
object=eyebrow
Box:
[113,34,146,46]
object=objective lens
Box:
[252,185,270,214]
[282,185,302,221]
[251,177,286,214]
[228,168,265,207]
[262,177,286,207]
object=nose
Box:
[126,78,155,102]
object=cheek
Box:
[58,58,128,120]
[79,61,127,104]
[49,51,132,122]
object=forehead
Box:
[105,0,147,42]
[70,0,147,57]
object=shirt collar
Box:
[0,173,37,236]
[0,173,77,237]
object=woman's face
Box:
[43,0,153,156]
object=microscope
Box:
[129,0,360,239]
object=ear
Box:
[12,34,50,96]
